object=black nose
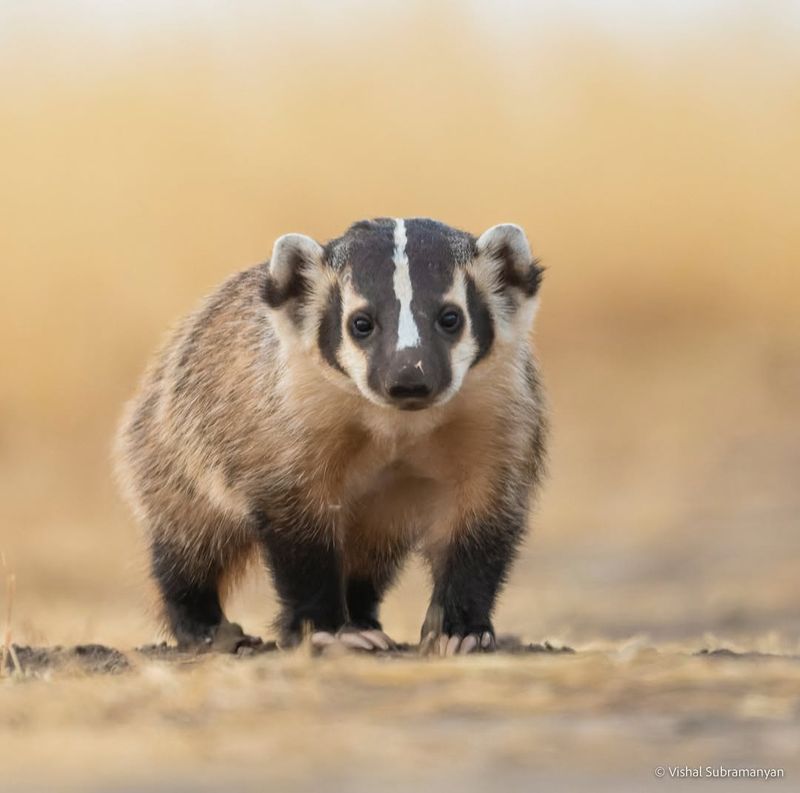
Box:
[385,362,434,405]
[388,382,432,400]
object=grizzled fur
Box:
[114,217,547,653]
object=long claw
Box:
[306,627,400,653]
[420,629,495,657]
[360,629,392,651]
[338,631,374,651]
[420,631,437,656]
[445,635,462,656]
[311,631,337,648]
[458,634,478,654]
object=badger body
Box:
[115,218,547,654]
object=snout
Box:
[384,358,437,410]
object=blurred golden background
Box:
[2,2,800,789]
[1,0,798,650]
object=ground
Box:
[2,638,799,792]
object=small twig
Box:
[8,644,22,677]
[2,564,22,677]
[1,552,7,676]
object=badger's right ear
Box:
[263,233,325,309]
[475,224,542,298]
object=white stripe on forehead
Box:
[392,219,421,350]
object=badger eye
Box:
[436,307,463,334]
[350,313,375,339]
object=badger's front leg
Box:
[258,515,392,651]
[420,509,526,656]
[258,514,346,646]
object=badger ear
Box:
[476,223,542,298]
[263,233,325,308]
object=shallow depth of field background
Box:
[1,1,799,790]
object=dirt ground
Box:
[2,638,800,792]
[2,4,800,791]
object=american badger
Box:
[115,218,546,655]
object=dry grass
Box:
[2,648,800,792]
[1,555,23,678]
[1,2,799,790]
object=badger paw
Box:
[311,626,397,653]
[212,620,263,653]
[179,620,262,654]
[420,630,495,656]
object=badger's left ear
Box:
[263,233,325,309]
[475,224,542,298]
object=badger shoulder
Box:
[113,265,282,503]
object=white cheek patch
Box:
[337,280,387,407]
[437,270,478,405]
[392,219,421,350]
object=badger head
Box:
[263,218,542,411]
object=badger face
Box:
[264,218,542,411]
